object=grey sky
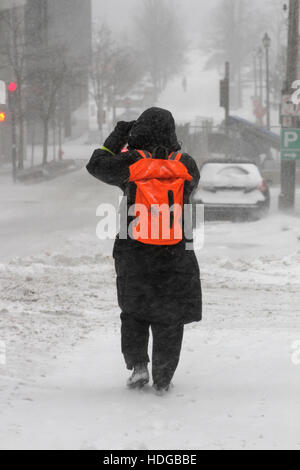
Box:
[92,0,218,32]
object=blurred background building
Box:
[25,0,92,139]
[0,0,91,164]
[0,1,27,162]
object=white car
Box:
[192,160,270,221]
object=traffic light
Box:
[8,82,18,93]
[220,78,229,109]
[0,110,7,122]
[7,82,18,109]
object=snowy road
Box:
[1,167,300,450]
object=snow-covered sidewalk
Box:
[1,219,300,448]
[1,325,300,450]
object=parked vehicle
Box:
[192,159,270,221]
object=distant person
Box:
[86,107,202,395]
[182,76,187,93]
[58,148,64,161]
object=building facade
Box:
[1,0,92,163]
[25,0,92,139]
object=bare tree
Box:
[90,23,115,139]
[205,0,285,110]
[110,45,143,97]
[90,23,144,132]
[267,0,288,106]
[205,0,264,108]
[26,46,70,165]
[135,0,187,97]
[108,44,144,123]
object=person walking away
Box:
[86,107,202,394]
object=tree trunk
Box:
[17,87,25,170]
[11,107,17,183]
[18,115,24,170]
[97,107,103,142]
[53,121,56,161]
[238,64,243,109]
[43,120,49,166]
[58,120,63,161]
[112,105,117,127]
[31,122,36,167]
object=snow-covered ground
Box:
[0,46,300,450]
[0,163,300,450]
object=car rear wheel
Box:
[247,206,269,222]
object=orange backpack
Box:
[129,150,193,246]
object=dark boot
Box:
[127,363,150,389]
[152,383,173,396]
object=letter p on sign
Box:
[284,131,298,147]
[281,128,300,160]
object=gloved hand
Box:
[115,121,136,136]
[103,121,136,155]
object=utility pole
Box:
[266,46,270,130]
[253,50,258,98]
[279,0,299,211]
[257,47,265,127]
[8,91,17,183]
[263,33,271,130]
[225,62,230,129]
[258,48,264,109]
[220,62,230,134]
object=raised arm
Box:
[86,121,136,189]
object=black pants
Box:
[121,313,184,388]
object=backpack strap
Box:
[168,152,182,161]
[137,150,152,159]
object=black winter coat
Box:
[86,108,202,325]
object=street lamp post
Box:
[7,83,18,183]
[258,47,263,110]
[279,0,299,212]
[253,49,258,98]
[263,33,271,130]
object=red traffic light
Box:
[0,111,7,122]
[8,82,18,93]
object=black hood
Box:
[128,107,181,153]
